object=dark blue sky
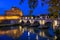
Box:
[0,0,49,15]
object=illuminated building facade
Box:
[5,7,23,16]
[0,7,23,30]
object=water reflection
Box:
[0,21,57,40]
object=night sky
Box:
[0,0,49,15]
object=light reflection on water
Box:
[0,27,23,37]
[0,26,56,40]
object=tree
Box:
[44,22,55,40]
[48,0,60,19]
[41,0,45,6]
[55,26,60,40]
[28,0,38,16]
[20,0,24,4]
[19,0,38,16]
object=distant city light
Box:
[40,16,43,19]
[31,16,33,19]
[53,20,58,26]
[39,20,45,25]
[29,20,34,23]
[19,26,22,31]
[23,20,27,23]
[19,19,22,23]
[25,17,27,19]
[53,20,58,30]
[39,31,45,37]
[0,16,5,20]
[5,16,19,19]
[29,20,31,23]
[0,16,20,20]
[13,29,17,35]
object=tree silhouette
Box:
[28,0,38,9]
[48,0,60,19]
[28,0,38,16]
[44,22,55,40]
[41,0,45,6]
[20,0,24,4]
[55,26,60,40]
